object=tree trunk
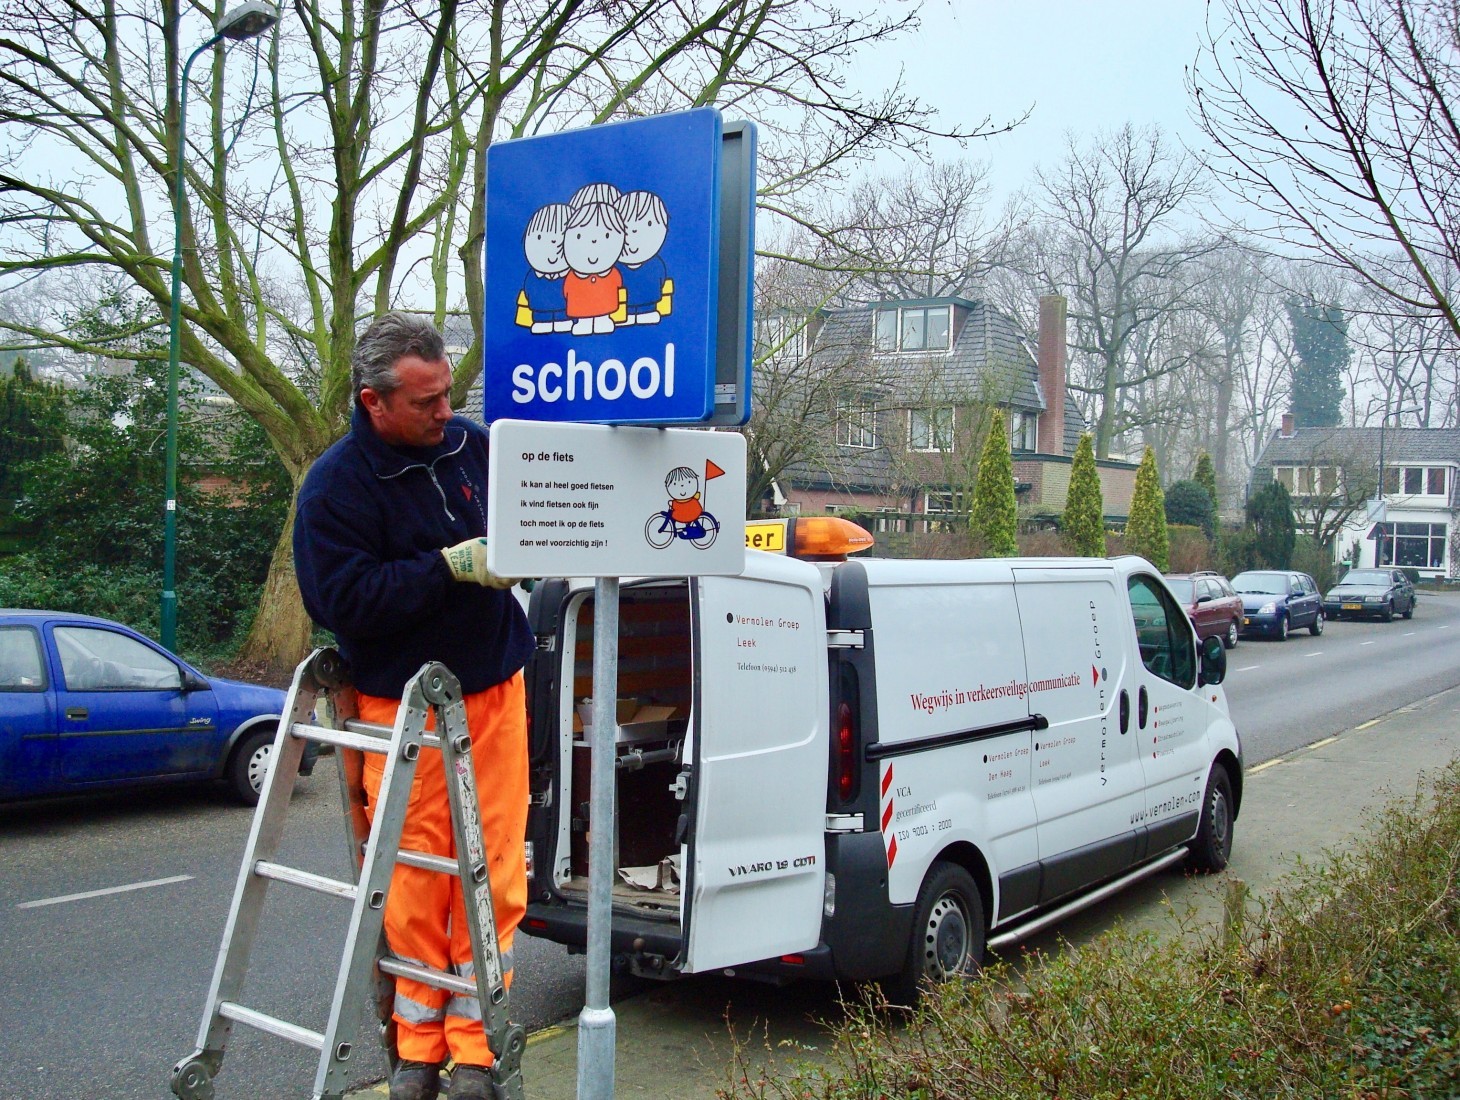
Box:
[237,475,315,682]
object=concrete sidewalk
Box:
[352,686,1460,1099]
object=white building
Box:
[1253,415,1458,578]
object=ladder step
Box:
[339,716,440,749]
[378,956,475,997]
[217,1001,325,1051]
[397,849,463,876]
[289,722,392,754]
[253,861,358,902]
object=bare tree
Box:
[1014,124,1216,457]
[821,159,1017,301]
[1191,0,1460,340]
[0,0,968,672]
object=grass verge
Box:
[723,761,1460,1099]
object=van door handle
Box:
[1119,690,1130,734]
[1138,686,1149,729]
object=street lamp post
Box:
[162,1,279,651]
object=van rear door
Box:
[680,556,828,972]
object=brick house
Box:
[770,294,1136,531]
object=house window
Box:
[1273,465,1341,495]
[1381,522,1447,568]
[1011,410,1038,452]
[758,313,803,359]
[836,397,878,448]
[1383,465,1448,496]
[873,305,951,353]
[908,406,955,452]
[924,490,968,514]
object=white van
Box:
[519,520,1241,1000]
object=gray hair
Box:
[352,312,447,401]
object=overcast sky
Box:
[859,0,1212,200]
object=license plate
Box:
[1342,603,1362,611]
[1242,617,1250,625]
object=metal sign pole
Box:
[577,576,619,1099]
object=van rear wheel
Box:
[886,862,984,1007]
[1186,766,1234,873]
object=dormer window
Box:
[874,305,951,353]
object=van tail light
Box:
[835,701,858,801]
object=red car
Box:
[1164,572,1243,650]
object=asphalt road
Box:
[1,590,1457,1099]
[1221,588,1460,762]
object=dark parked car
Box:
[1230,570,1324,640]
[0,610,304,805]
[1164,571,1244,650]
[1322,568,1417,622]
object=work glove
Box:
[440,538,519,589]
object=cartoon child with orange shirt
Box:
[563,200,627,336]
[665,466,704,531]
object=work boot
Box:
[447,1063,494,1100]
[388,1060,444,1100]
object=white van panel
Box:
[683,564,828,972]
[1012,568,1145,861]
[861,573,1037,905]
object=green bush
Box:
[724,762,1460,1099]
[1292,534,1336,592]
[1167,524,1214,573]
[970,412,1018,557]
[1166,479,1217,538]
[1123,446,1169,570]
[1061,433,1106,556]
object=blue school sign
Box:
[483,108,727,425]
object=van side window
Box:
[1126,576,1196,688]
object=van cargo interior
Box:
[559,581,691,916]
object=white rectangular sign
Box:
[486,419,747,578]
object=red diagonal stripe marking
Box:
[881,765,894,796]
[886,836,898,868]
[881,802,894,831]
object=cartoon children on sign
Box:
[645,460,725,549]
[516,181,672,337]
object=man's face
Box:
[361,355,453,447]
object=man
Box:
[293,312,533,1100]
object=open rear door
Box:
[681,557,828,972]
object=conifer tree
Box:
[1062,433,1106,556]
[1124,446,1169,570]
[971,411,1019,557]
[1193,452,1219,515]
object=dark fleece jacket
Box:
[293,404,532,698]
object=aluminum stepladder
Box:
[171,648,526,1100]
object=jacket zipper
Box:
[377,433,469,523]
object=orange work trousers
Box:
[358,672,528,1067]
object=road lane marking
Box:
[1234,665,1259,671]
[1309,736,1339,748]
[1247,758,1282,774]
[1403,631,1416,636]
[1304,651,1323,657]
[1360,640,1376,645]
[17,874,193,909]
[1354,719,1380,730]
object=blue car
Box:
[0,610,303,805]
[1229,570,1325,641]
